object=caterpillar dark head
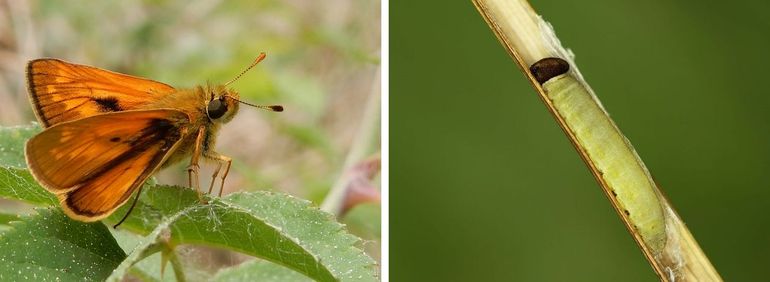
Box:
[530,57,570,84]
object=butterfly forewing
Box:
[25,109,189,221]
[27,59,177,127]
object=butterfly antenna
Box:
[224,52,267,87]
[222,52,282,112]
[226,96,284,112]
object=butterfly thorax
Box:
[139,85,240,168]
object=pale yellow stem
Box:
[472,0,721,280]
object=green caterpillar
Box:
[531,58,666,253]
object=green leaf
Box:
[105,187,377,281]
[111,229,189,282]
[222,192,377,281]
[0,125,56,206]
[213,259,312,282]
[0,212,18,225]
[106,208,183,282]
[0,208,126,281]
[0,124,40,168]
[0,167,57,206]
[0,212,18,234]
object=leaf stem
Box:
[165,246,187,282]
[321,68,381,214]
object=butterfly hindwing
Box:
[25,109,190,221]
[26,58,177,127]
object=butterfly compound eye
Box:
[207,99,228,119]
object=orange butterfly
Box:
[24,53,282,227]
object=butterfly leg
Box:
[188,126,206,204]
[206,161,222,195]
[205,152,232,197]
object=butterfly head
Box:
[206,86,241,123]
[205,53,283,122]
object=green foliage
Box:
[0,125,376,281]
[0,124,40,168]
[0,213,18,225]
[213,259,312,282]
[0,167,57,206]
[0,208,126,281]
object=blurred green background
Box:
[0,0,380,275]
[392,0,768,281]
